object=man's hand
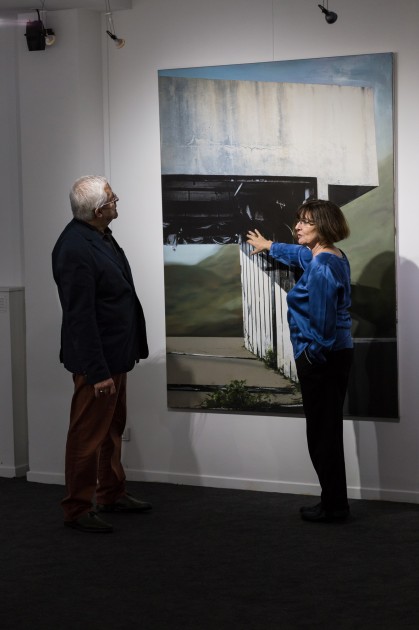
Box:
[94,378,116,398]
[246,229,273,255]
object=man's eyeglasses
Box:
[97,194,119,210]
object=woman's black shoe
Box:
[300,502,350,522]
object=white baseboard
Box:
[26,471,65,485]
[124,469,419,504]
[22,468,419,504]
[0,463,29,478]
[347,485,419,504]
[125,468,320,496]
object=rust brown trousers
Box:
[62,373,127,522]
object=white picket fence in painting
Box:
[240,242,297,382]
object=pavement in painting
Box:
[166,337,303,412]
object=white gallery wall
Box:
[0,20,23,287]
[2,0,419,502]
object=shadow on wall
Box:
[125,351,201,481]
[346,251,398,420]
[354,257,419,501]
[351,250,396,338]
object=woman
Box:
[246,199,353,523]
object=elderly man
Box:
[52,175,151,533]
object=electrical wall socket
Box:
[122,427,131,441]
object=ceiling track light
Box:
[105,0,125,48]
[318,2,338,24]
[45,28,56,46]
[24,9,56,51]
[106,30,125,49]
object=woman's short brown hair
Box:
[295,199,350,243]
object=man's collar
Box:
[74,218,112,235]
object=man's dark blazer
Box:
[52,218,148,384]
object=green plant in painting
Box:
[201,379,271,411]
[262,347,277,371]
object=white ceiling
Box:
[0,0,131,11]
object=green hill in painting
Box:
[344,154,395,283]
[164,245,243,336]
[343,154,396,337]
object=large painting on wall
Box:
[158,53,398,420]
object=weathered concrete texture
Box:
[159,76,378,199]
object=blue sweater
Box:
[269,243,353,364]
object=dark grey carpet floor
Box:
[0,478,418,629]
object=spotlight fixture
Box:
[106,30,125,49]
[24,9,55,51]
[45,28,56,46]
[318,2,338,24]
[105,1,125,48]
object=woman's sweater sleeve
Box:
[269,242,312,269]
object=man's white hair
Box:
[70,175,109,221]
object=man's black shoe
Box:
[300,502,350,523]
[65,511,113,533]
[96,493,152,513]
